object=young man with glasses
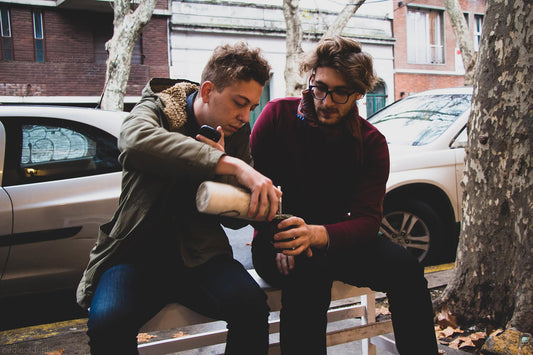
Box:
[250,36,439,354]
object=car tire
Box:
[381,199,445,265]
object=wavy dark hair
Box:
[299,36,377,95]
[201,42,271,91]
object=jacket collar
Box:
[157,81,199,132]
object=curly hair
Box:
[299,36,378,95]
[201,42,271,91]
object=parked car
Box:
[0,105,126,298]
[367,87,473,265]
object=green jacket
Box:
[76,78,252,309]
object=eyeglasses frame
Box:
[308,75,360,104]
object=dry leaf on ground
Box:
[376,306,390,316]
[137,333,157,343]
[436,307,458,329]
[45,349,65,355]
[446,331,487,350]
[458,338,476,349]
[437,326,462,338]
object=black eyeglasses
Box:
[308,77,359,104]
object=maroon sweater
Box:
[250,96,390,253]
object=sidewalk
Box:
[0,265,470,355]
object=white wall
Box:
[169,1,395,115]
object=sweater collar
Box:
[296,89,320,127]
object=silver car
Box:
[367,87,472,265]
[0,105,126,298]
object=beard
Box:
[316,102,358,126]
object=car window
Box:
[22,125,94,164]
[2,117,120,186]
[368,94,472,146]
[451,126,468,149]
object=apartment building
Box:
[392,0,485,100]
[169,0,396,120]
[0,0,171,109]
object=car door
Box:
[0,115,122,297]
[0,122,13,281]
[451,126,468,221]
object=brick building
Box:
[0,0,170,108]
[392,0,485,100]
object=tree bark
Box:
[282,0,366,96]
[283,0,305,97]
[101,0,156,111]
[436,0,533,334]
[444,0,476,85]
[323,0,366,38]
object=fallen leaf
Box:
[172,331,187,338]
[488,328,504,338]
[458,338,476,349]
[137,333,157,343]
[376,306,390,316]
[469,331,487,347]
[456,335,474,343]
[436,307,458,329]
[448,338,462,349]
[45,350,64,355]
[437,326,458,338]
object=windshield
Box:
[367,93,472,146]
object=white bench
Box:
[138,269,394,355]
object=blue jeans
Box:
[252,233,439,355]
[87,254,269,355]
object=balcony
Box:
[56,0,115,12]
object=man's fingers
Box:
[287,255,295,269]
[276,253,286,275]
[248,189,260,218]
[196,134,225,152]
[276,216,301,230]
[275,253,295,275]
[249,184,281,220]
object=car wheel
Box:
[380,199,444,265]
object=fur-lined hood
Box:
[144,78,199,132]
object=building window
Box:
[94,33,143,64]
[33,10,45,62]
[132,34,143,64]
[474,14,484,51]
[407,7,444,64]
[1,7,13,61]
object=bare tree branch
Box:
[101,0,157,111]
[323,0,366,38]
[445,0,476,85]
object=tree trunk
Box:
[444,0,476,85]
[323,0,366,38]
[101,0,156,111]
[283,0,366,97]
[283,0,305,97]
[436,0,533,335]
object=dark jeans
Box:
[252,233,439,355]
[87,254,269,355]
